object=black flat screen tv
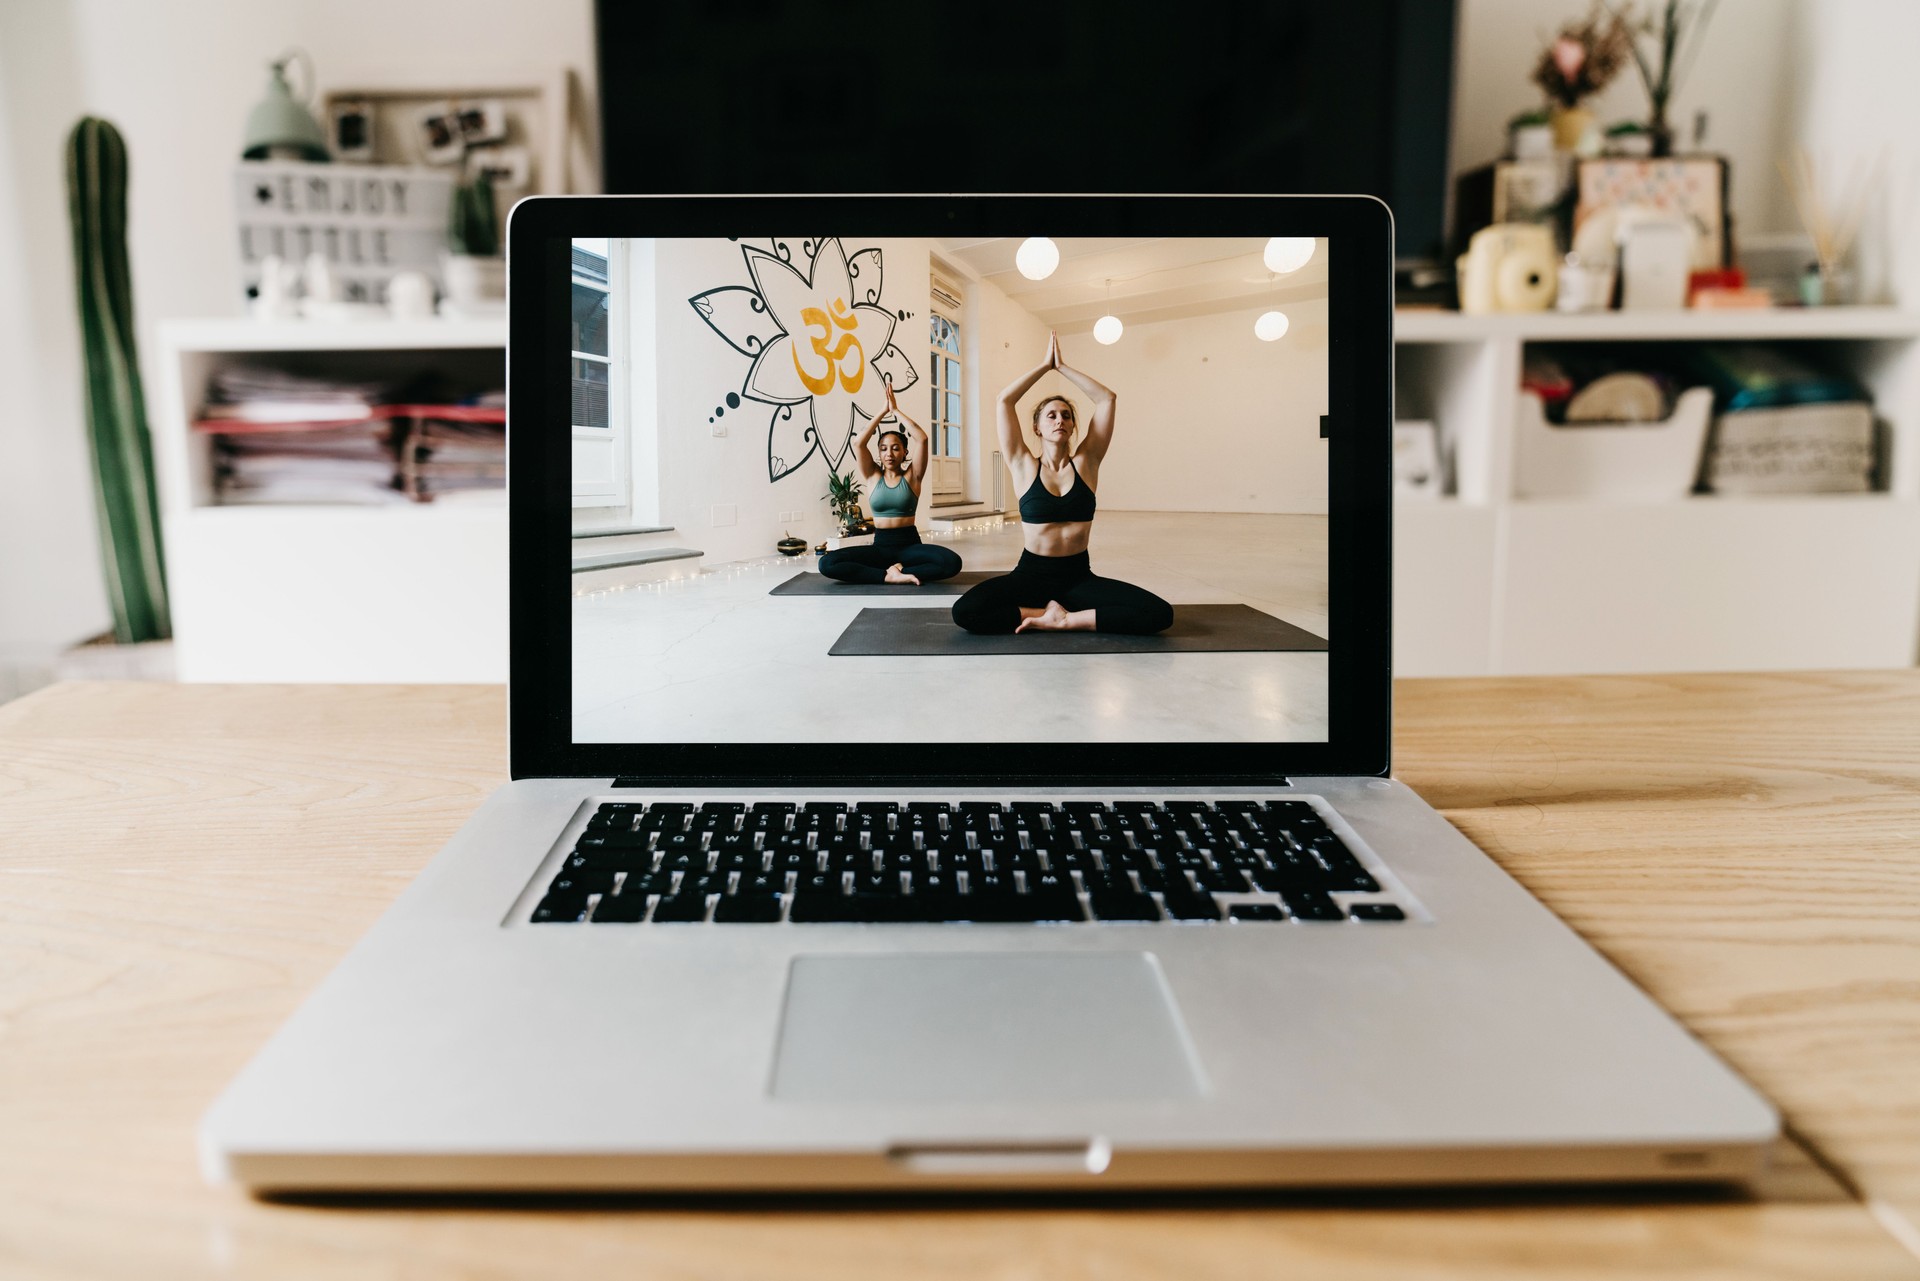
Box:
[595,1,1458,265]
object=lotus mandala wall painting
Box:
[690,237,920,482]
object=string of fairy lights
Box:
[572,517,1009,599]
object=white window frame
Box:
[928,274,964,463]
[571,241,631,509]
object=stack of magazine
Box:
[399,405,507,503]
[196,371,508,505]
[199,369,403,505]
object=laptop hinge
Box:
[607,777,1297,790]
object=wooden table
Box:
[3,674,1918,1279]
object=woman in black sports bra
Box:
[951,331,1173,635]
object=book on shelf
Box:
[399,411,505,501]
[197,388,507,504]
[199,369,388,427]
[195,402,507,431]
[213,423,403,505]
[197,406,376,429]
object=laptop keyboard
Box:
[530,799,1408,925]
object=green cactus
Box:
[65,117,170,643]
[448,172,499,257]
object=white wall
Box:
[1452,0,1799,237]
[1450,0,1918,305]
[1057,302,1331,515]
[0,2,109,656]
[0,0,596,659]
[962,269,1052,509]
[629,234,1333,567]
[1781,0,1920,306]
[625,237,660,524]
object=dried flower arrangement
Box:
[1533,5,1634,109]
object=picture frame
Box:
[416,103,468,166]
[320,72,573,196]
[456,101,509,148]
[328,98,374,162]
[1573,156,1731,271]
[1489,159,1565,229]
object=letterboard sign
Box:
[234,161,454,303]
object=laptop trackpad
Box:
[771,952,1205,1102]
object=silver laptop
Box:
[200,194,1776,1192]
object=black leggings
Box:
[818,527,962,584]
[951,549,1173,635]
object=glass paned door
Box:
[928,312,963,499]
[570,239,626,507]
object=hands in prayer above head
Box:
[853,377,930,487]
[817,376,962,587]
[955,331,1174,637]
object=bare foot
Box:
[884,563,922,586]
[1015,600,1072,632]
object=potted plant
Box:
[442,172,502,313]
[1509,108,1554,162]
[1532,6,1632,156]
[823,470,865,537]
[1604,119,1653,157]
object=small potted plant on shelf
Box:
[1532,4,1632,156]
[1509,108,1554,162]
[823,470,866,537]
[1604,119,1653,157]
[442,172,502,316]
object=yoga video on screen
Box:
[569,235,1330,744]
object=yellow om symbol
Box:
[792,296,865,395]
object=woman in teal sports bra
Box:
[951,331,1172,634]
[818,381,963,586]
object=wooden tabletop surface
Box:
[2,673,1917,1279]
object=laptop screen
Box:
[515,196,1390,783]
[568,233,1332,748]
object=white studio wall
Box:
[625,237,660,526]
[963,271,1052,508]
[1057,302,1331,516]
[646,236,934,567]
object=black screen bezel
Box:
[509,195,1392,785]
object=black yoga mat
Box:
[770,570,998,597]
[828,604,1327,655]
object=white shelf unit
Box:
[1393,306,1920,677]
[150,312,1920,682]
[153,319,509,683]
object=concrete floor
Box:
[572,511,1328,744]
